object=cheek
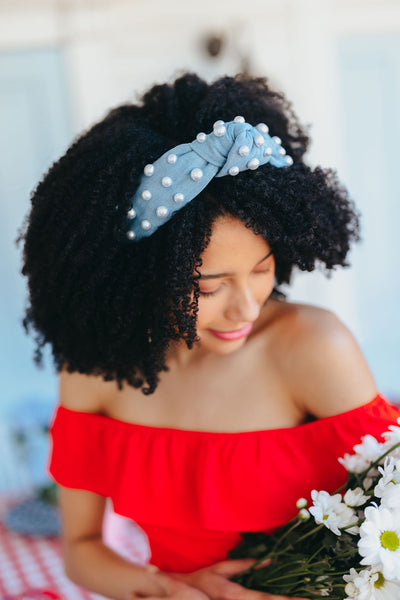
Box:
[249,272,275,301]
[262,274,276,295]
[196,297,222,327]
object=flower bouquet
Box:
[228,419,400,599]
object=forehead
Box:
[200,216,271,267]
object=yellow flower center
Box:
[323,514,329,520]
[374,572,385,589]
[380,530,400,551]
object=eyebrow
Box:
[199,250,273,280]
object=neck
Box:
[165,339,210,371]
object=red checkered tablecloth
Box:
[0,496,150,600]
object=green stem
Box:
[332,548,359,560]
[256,568,340,584]
[292,523,324,545]
[307,544,325,563]
[237,519,308,574]
[333,481,348,493]
[359,441,400,478]
[300,547,358,569]
[269,519,302,555]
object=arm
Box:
[58,486,167,600]
[57,371,167,599]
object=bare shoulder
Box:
[58,365,119,413]
[269,300,378,418]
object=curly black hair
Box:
[16,72,360,395]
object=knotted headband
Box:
[126,116,293,241]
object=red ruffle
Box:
[48,394,400,572]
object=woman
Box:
[18,72,400,600]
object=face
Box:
[193,215,275,354]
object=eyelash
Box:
[199,269,271,297]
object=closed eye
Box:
[199,288,220,297]
[199,270,270,297]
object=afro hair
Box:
[17,72,360,394]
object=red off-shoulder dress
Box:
[48,393,400,573]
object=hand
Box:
[130,567,209,600]
[169,558,310,600]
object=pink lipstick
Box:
[208,323,253,341]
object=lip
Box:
[207,323,253,341]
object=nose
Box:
[224,285,261,324]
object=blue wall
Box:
[0,48,72,420]
[337,34,400,398]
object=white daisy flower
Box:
[356,434,386,460]
[344,568,363,598]
[339,435,384,474]
[344,565,400,600]
[382,417,400,446]
[339,452,371,474]
[309,490,358,536]
[375,456,400,509]
[354,434,387,464]
[358,505,400,581]
[344,487,369,508]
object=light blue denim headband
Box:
[126,116,293,241]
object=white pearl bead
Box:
[214,125,226,137]
[190,168,203,181]
[156,206,168,218]
[264,147,272,156]
[141,220,151,230]
[213,120,224,128]
[238,145,250,157]
[233,116,245,123]
[279,147,286,155]
[256,123,269,134]
[174,193,184,203]
[141,190,152,201]
[196,132,206,143]
[126,230,136,240]
[247,158,260,170]
[229,166,239,176]
[272,136,282,145]
[144,164,154,176]
[162,176,172,187]
[255,134,265,147]
[167,153,177,164]
[285,156,293,166]
[127,208,136,219]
